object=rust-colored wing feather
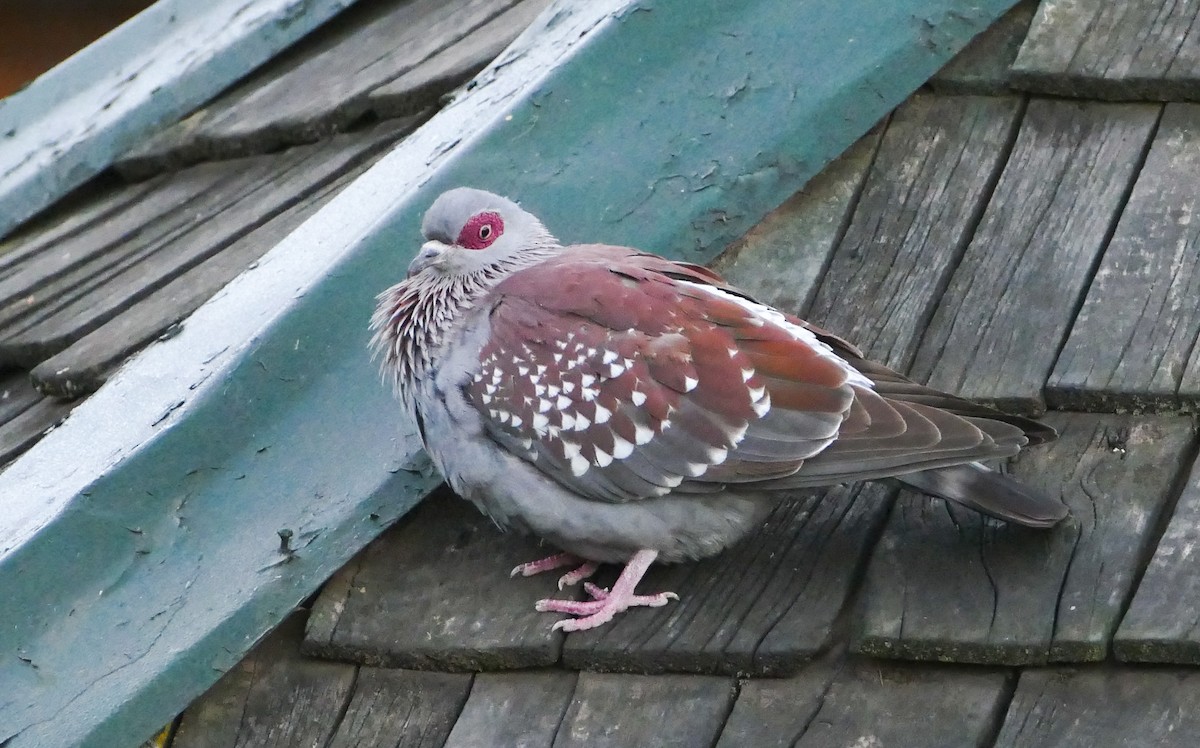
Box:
[464,244,1048,506]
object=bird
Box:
[370,187,1068,632]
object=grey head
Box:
[407,187,560,278]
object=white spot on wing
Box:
[678,280,874,389]
[631,390,647,406]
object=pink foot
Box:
[511,552,599,590]
[534,549,677,632]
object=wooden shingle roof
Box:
[169,1,1200,744]
[3,0,1200,745]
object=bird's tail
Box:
[897,462,1068,528]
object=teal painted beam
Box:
[0,0,360,242]
[0,0,1017,744]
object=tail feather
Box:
[898,462,1068,528]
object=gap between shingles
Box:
[816,486,900,658]
[979,667,1021,748]
[706,678,743,748]
[900,93,1029,378]
[799,115,891,319]
[1044,103,1167,408]
[547,671,583,746]
[1109,424,1200,656]
[321,665,361,748]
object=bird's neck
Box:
[370,245,561,406]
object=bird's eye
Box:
[457,211,504,250]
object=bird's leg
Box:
[510,552,600,590]
[535,549,678,632]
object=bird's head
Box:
[408,187,559,278]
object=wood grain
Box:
[909,99,1160,413]
[724,659,1008,748]
[1012,0,1200,101]
[173,613,357,748]
[444,671,578,748]
[1049,103,1200,412]
[303,487,564,671]
[553,673,734,748]
[1115,451,1200,663]
[856,413,1197,665]
[326,668,472,748]
[807,94,1022,372]
[994,668,1200,747]
[929,0,1038,95]
[705,126,881,316]
[117,0,523,173]
[561,483,894,676]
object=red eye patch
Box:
[458,211,504,250]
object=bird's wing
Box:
[464,244,1035,503]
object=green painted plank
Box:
[0,0,361,242]
[0,0,1019,744]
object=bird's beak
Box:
[407,240,449,277]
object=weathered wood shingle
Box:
[116,0,543,175]
[994,668,1200,747]
[1049,103,1200,412]
[303,488,564,671]
[1012,0,1200,101]
[909,100,1160,413]
[562,484,894,676]
[1115,451,1200,664]
[719,658,1011,748]
[807,93,1022,372]
[856,414,1197,665]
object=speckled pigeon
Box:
[371,187,1067,632]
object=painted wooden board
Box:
[709,128,881,316]
[994,668,1200,747]
[326,668,472,748]
[856,413,1197,665]
[1011,0,1200,101]
[1115,453,1200,663]
[562,484,894,676]
[807,94,1022,373]
[1049,103,1200,413]
[908,100,1160,413]
[554,673,734,748]
[30,117,421,399]
[370,0,552,119]
[118,0,523,174]
[303,487,564,670]
[443,671,577,748]
[0,0,359,241]
[719,658,1009,747]
[172,614,357,748]
[930,0,1038,94]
